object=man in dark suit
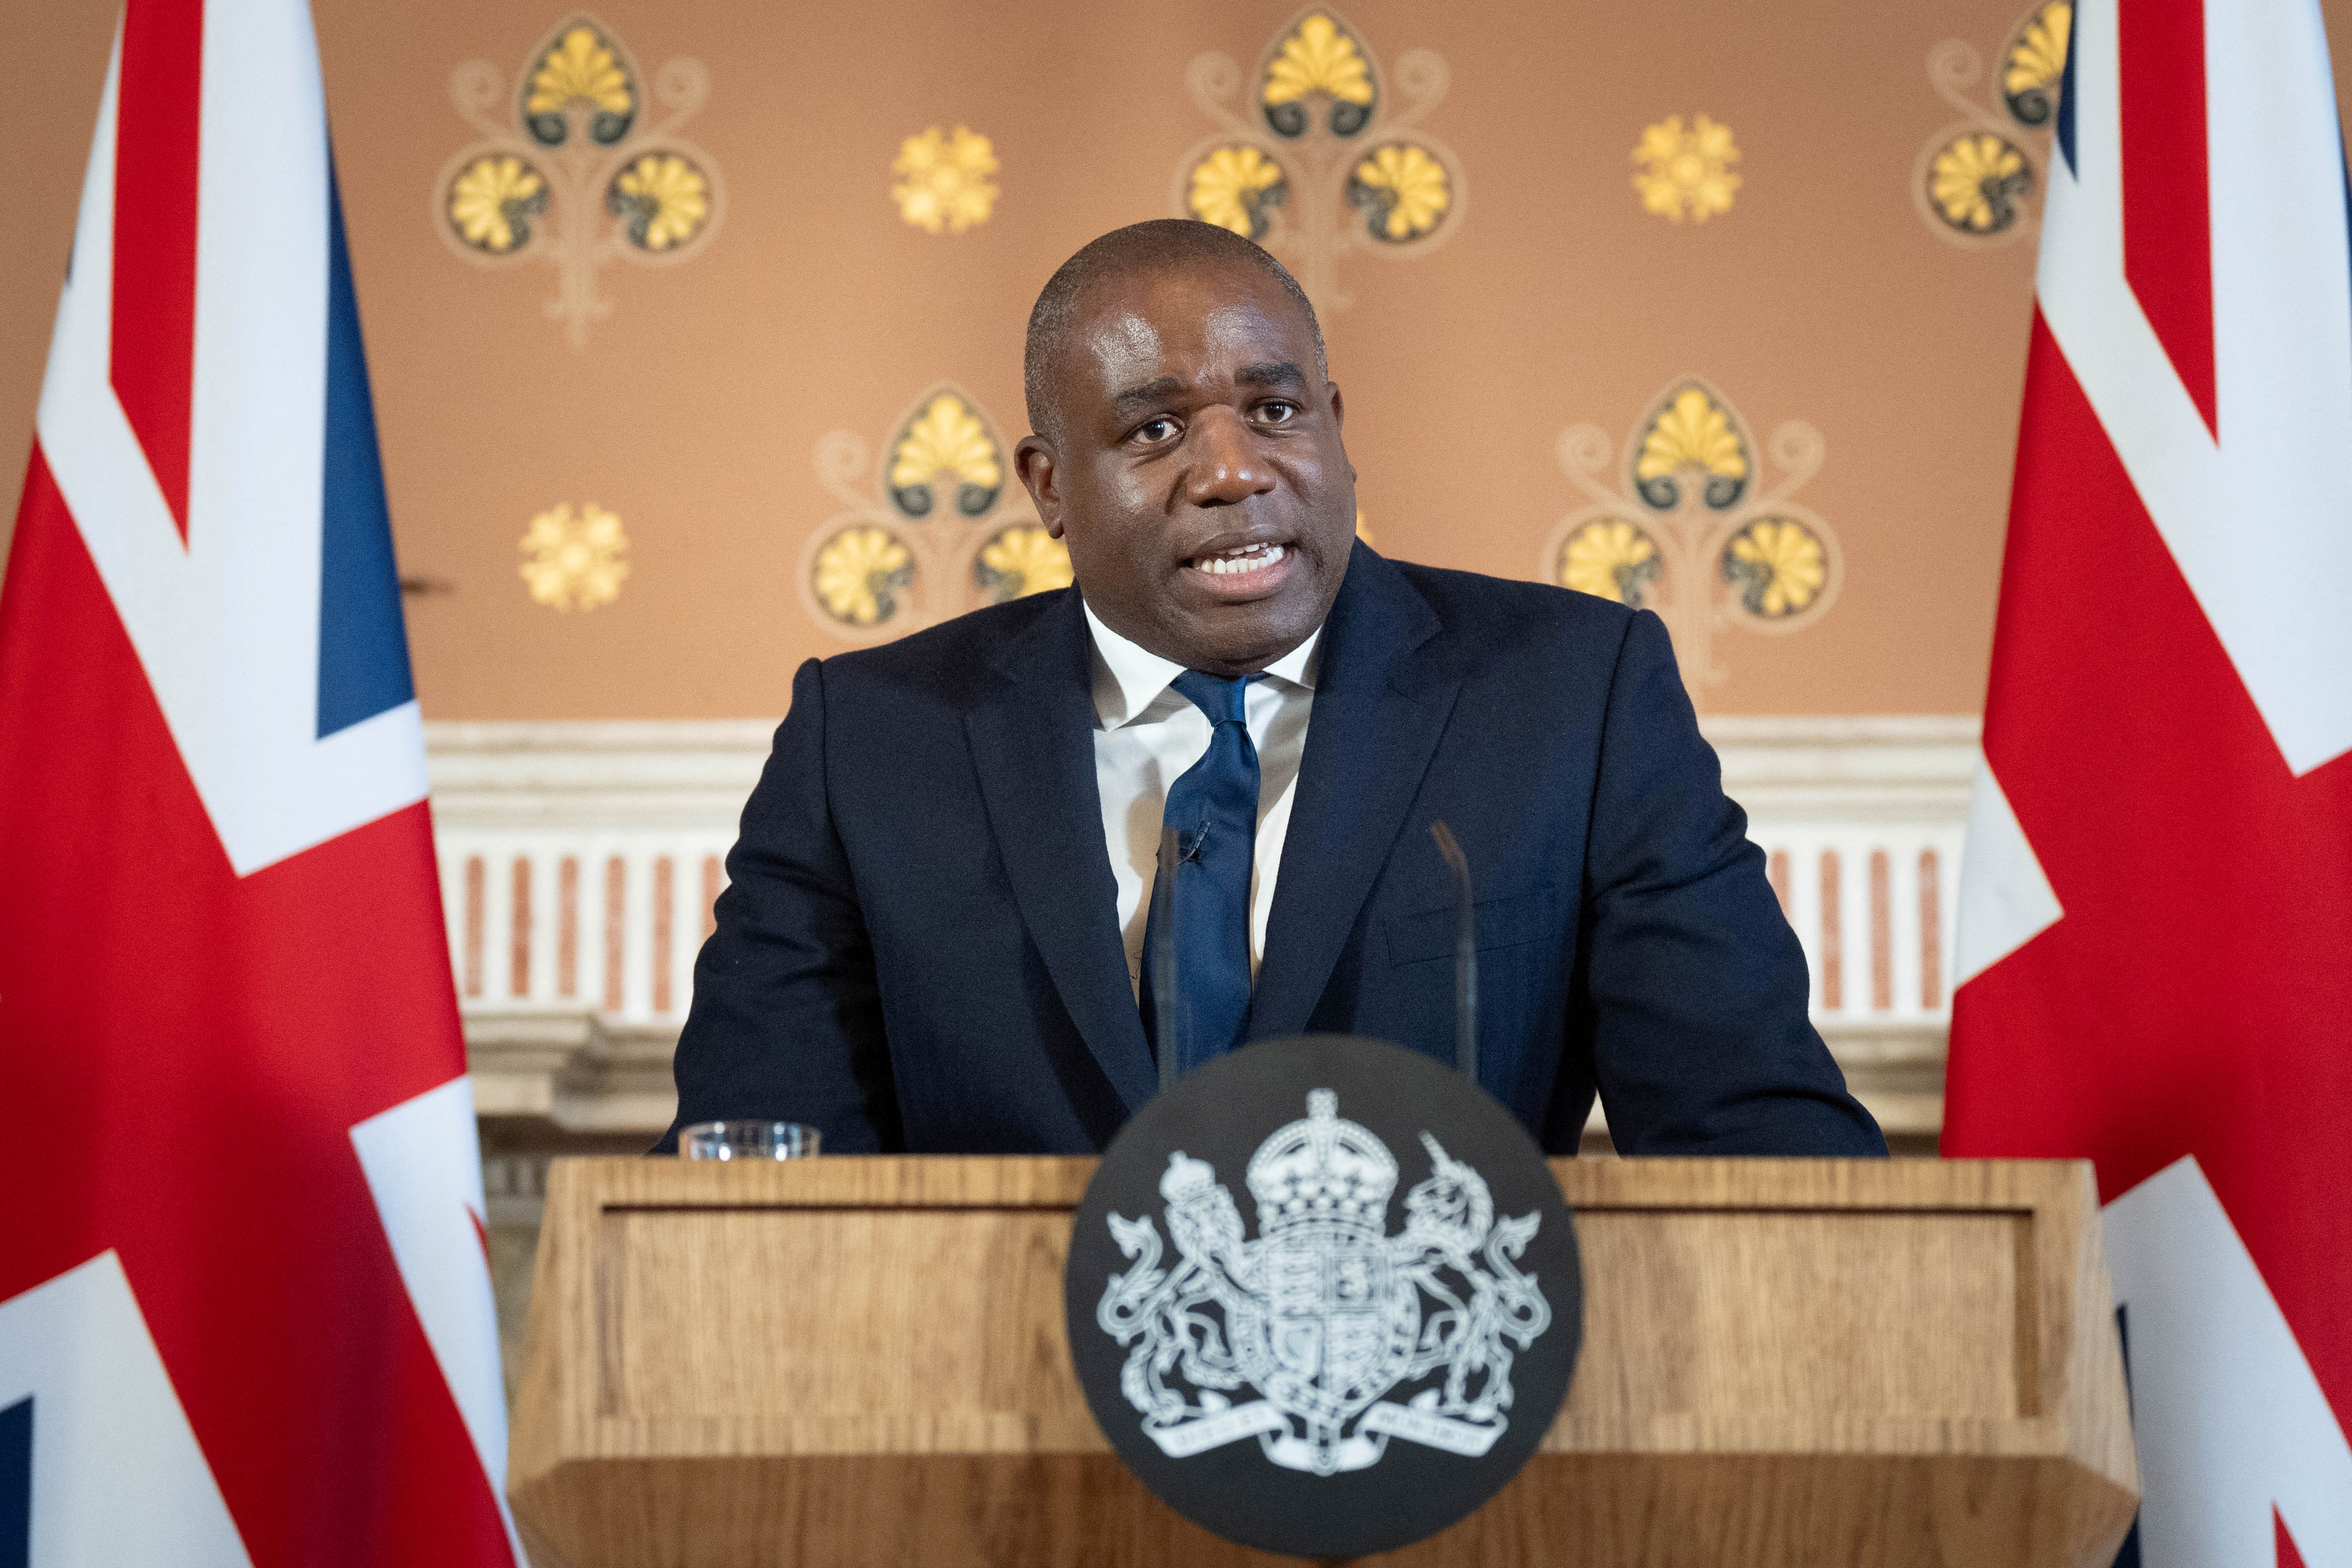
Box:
[662,221,1883,1158]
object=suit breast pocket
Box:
[1385,884,1567,967]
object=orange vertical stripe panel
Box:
[462,855,484,1000]
[556,856,579,998]
[1868,849,1892,1012]
[509,857,532,998]
[1818,851,1843,1012]
[652,856,675,1015]
[1919,849,1944,1011]
[603,857,626,1014]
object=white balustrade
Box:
[427,721,768,1028]
[427,715,1978,1139]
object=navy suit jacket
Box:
[662,544,1884,1157]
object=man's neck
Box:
[1083,601,1320,728]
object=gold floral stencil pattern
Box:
[1174,10,1464,312]
[1189,146,1287,238]
[1544,379,1840,701]
[2003,3,2072,125]
[609,152,710,250]
[438,14,724,347]
[1929,134,2029,233]
[1724,518,1827,618]
[892,126,1000,235]
[975,527,1075,603]
[1350,143,1449,241]
[525,24,633,145]
[520,503,629,611]
[1558,518,1661,611]
[1914,1,2071,247]
[813,527,914,625]
[1263,13,1376,136]
[1635,387,1749,508]
[1631,115,1741,223]
[448,155,546,253]
[802,386,1063,640]
[889,394,1003,518]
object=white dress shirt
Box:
[1084,602,1320,997]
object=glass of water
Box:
[679,1121,820,1161]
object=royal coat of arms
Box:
[1096,1089,1552,1476]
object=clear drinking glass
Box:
[679,1120,820,1160]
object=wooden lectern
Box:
[510,1158,2138,1567]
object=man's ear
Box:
[1014,435,1064,539]
[1326,382,1353,481]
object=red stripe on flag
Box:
[2118,0,2218,436]
[1946,311,2352,1440]
[110,0,204,542]
[0,450,513,1565]
[2277,1509,2307,1568]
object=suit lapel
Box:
[963,589,1159,1117]
[1251,546,1459,1039]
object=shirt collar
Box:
[1082,600,1321,730]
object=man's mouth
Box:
[1186,541,1290,579]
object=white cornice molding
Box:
[1700,714,1979,821]
[424,720,776,828]
[423,713,1984,826]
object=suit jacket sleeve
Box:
[1560,610,1886,1156]
[656,658,902,1154]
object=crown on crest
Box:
[1245,1089,1398,1238]
[1161,1150,1218,1203]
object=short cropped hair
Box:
[1022,220,1326,441]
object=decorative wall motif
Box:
[1913,2,2070,247]
[891,125,1000,234]
[1174,10,1464,312]
[1543,380,1839,698]
[800,387,1072,640]
[1631,115,1742,223]
[439,17,724,347]
[520,503,630,611]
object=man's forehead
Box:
[1074,274,1308,390]
[1086,300,1290,366]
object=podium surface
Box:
[510,1157,2137,1567]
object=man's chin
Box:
[1163,600,1322,674]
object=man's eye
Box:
[1135,417,1180,443]
[1258,401,1298,424]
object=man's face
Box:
[1014,262,1356,676]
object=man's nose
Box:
[1183,407,1276,507]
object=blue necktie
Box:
[1141,671,1263,1078]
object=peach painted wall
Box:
[4,0,2345,718]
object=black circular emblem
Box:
[1065,1036,1583,1558]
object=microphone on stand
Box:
[1154,825,1180,1097]
[1427,820,1478,1089]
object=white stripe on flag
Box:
[1954,751,2062,989]
[2105,1158,2352,1566]
[351,1078,525,1564]
[0,1254,253,1568]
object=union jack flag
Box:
[0,2,516,1562]
[1946,2,2352,1565]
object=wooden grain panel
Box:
[511,1157,2140,1568]
[514,1451,2137,1568]
[1563,1209,2026,1424]
[603,1206,1088,1422]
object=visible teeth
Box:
[1193,543,1287,576]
